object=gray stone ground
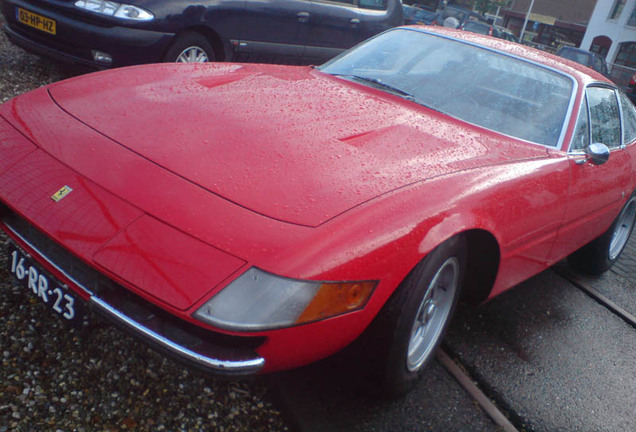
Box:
[0,17,289,432]
[611,234,636,283]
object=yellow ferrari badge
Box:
[51,186,73,202]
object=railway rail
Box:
[440,258,636,432]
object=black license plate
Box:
[7,243,84,326]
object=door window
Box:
[571,98,590,152]
[587,87,621,148]
[619,92,636,143]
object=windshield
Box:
[320,28,574,147]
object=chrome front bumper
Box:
[1,206,265,376]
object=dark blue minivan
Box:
[2,0,402,68]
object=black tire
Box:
[363,236,467,398]
[164,32,215,63]
[568,193,636,275]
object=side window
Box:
[587,87,622,148]
[358,0,387,10]
[619,92,636,143]
[571,97,590,152]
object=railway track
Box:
[436,349,519,432]
[440,259,636,432]
[556,267,636,329]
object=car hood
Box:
[48,63,548,227]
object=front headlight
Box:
[193,268,376,331]
[74,0,154,21]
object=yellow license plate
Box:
[17,7,56,35]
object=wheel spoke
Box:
[609,197,636,260]
[406,257,459,372]
[176,47,209,63]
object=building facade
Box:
[501,0,597,49]
[580,0,636,85]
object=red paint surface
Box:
[47,63,549,227]
[94,215,246,311]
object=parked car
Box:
[627,73,636,103]
[462,20,519,43]
[556,46,610,77]
[1,0,403,68]
[403,5,438,26]
[437,5,483,29]
[2,26,636,397]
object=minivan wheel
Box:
[164,32,215,63]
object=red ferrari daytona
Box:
[1,26,635,396]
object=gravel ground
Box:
[0,18,289,432]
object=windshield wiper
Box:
[334,74,416,102]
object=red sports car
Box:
[2,26,635,396]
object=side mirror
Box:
[586,142,610,166]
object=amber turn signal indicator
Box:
[296,281,376,324]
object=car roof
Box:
[463,20,490,28]
[441,6,483,19]
[559,46,592,55]
[408,26,613,86]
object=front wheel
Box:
[568,193,636,275]
[164,32,215,63]
[365,236,467,397]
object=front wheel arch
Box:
[163,27,226,63]
[188,26,226,61]
[359,235,469,397]
[461,229,500,304]
[337,229,499,398]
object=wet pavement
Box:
[270,357,498,432]
[274,236,636,431]
[445,270,636,432]
[610,235,636,287]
